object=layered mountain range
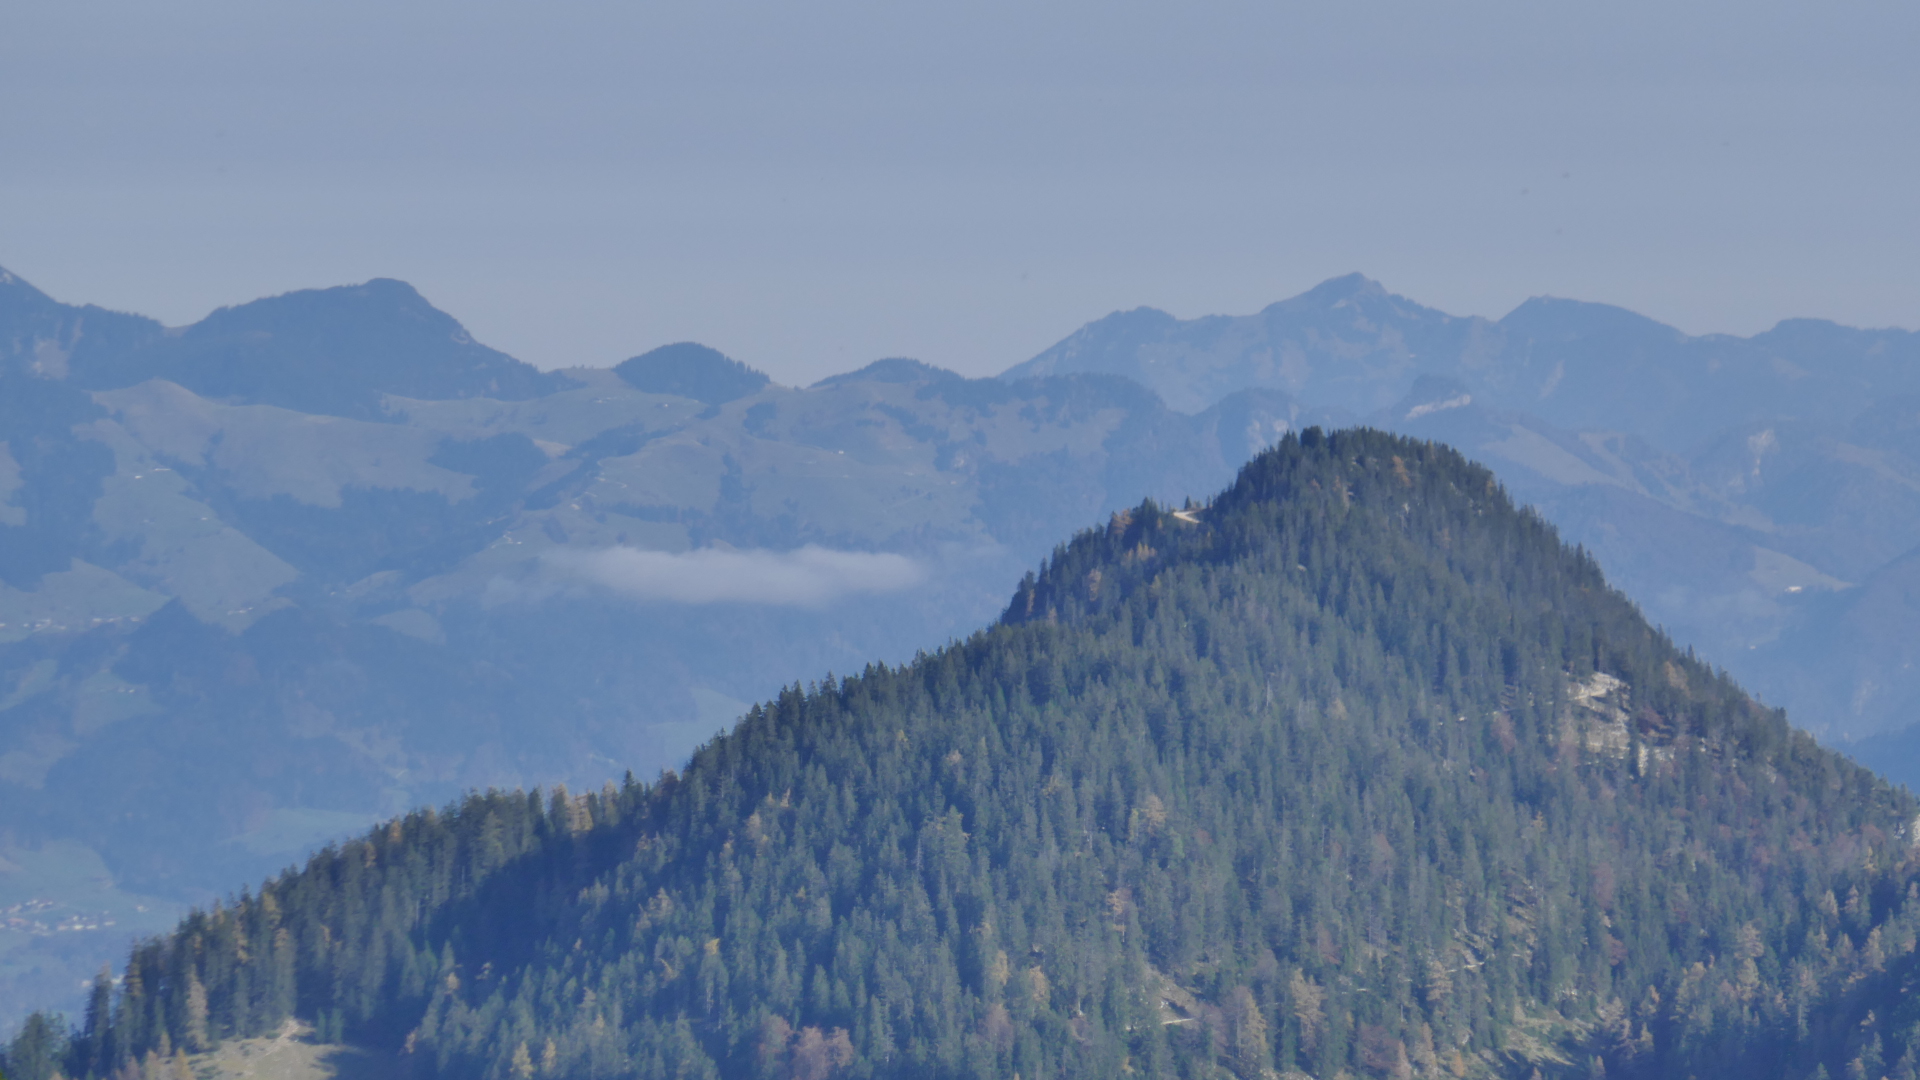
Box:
[0,267,1320,1021]
[1009,275,1920,758]
[2,265,1917,1027]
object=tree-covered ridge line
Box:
[11,427,1920,1080]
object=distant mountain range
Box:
[2,265,1917,1025]
[1009,274,1920,756]
[0,266,1328,1022]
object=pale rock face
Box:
[1567,671,1632,753]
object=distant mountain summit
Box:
[0,268,572,418]
[126,278,575,417]
[1004,273,1473,415]
[1009,275,1920,449]
[616,342,770,404]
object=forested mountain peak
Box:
[1011,430,1870,788]
[13,429,1920,1080]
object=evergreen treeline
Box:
[11,428,1920,1080]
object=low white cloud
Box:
[545,544,924,606]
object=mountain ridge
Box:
[1007,277,1920,448]
[0,268,575,418]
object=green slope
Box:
[17,428,1920,1080]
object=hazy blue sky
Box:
[3,0,1915,384]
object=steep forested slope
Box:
[16,429,1920,1080]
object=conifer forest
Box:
[11,429,1920,1080]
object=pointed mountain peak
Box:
[1260,273,1447,327]
[0,264,62,312]
[1300,271,1388,302]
